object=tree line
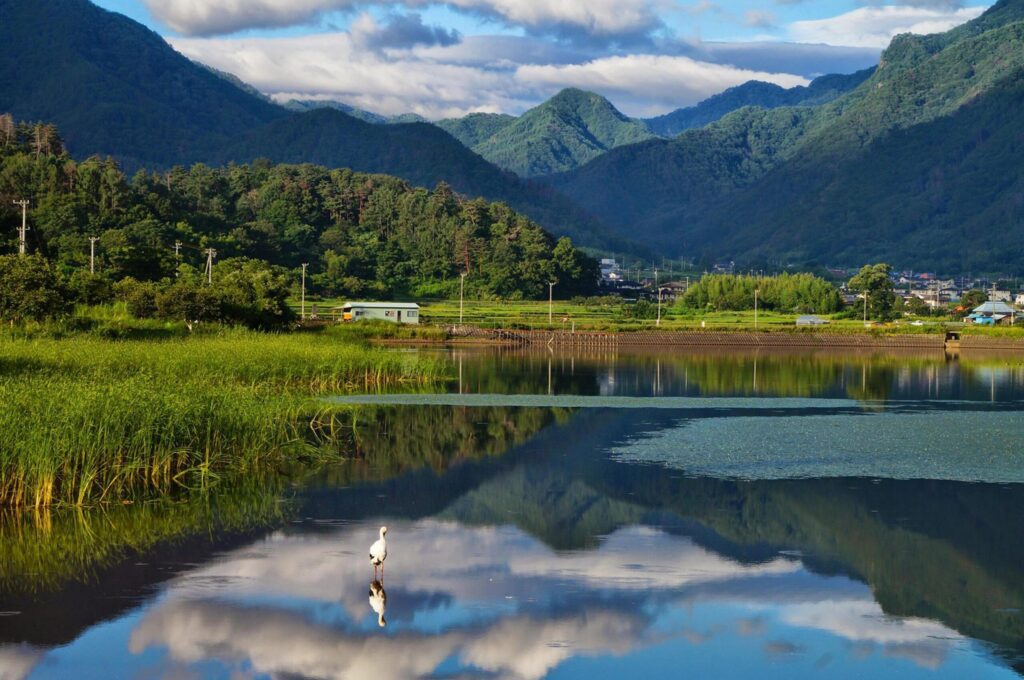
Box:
[678,272,842,314]
[0,116,599,319]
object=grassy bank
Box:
[303,297,1024,337]
[0,330,447,508]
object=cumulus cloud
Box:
[146,0,663,41]
[351,12,462,50]
[789,5,987,48]
[143,0,353,36]
[517,55,808,116]
[172,32,813,118]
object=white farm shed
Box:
[338,302,420,324]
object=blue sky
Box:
[90,0,994,118]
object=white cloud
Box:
[146,0,663,40]
[789,5,987,48]
[172,33,811,118]
[516,55,809,117]
[144,0,353,36]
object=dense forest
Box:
[0,117,598,304]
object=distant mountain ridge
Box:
[643,68,876,137]
[436,88,656,177]
[547,0,1024,271]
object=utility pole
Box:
[174,241,182,277]
[459,272,466,324]
[754,288,759,330]
[89,237,99,274]
[204,248,216,284]
[12,199,29,255]
[300,263,308,320]
[657,287,664,327]
[548,281,556,324]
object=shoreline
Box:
[376,328,1024,351]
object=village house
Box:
[965,301,1017,326]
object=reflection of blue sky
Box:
[10,519,1014,679]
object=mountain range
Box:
[2,0,1024,270]
[549,0,1024,271]
[0,0,627,252]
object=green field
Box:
[298,297,1023,336]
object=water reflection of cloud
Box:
[779,601,957,669]
[167,521,801,614]
[133,520,969,676]
[0,644,44,680]
[129,599,652,680]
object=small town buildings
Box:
[338,302,420,324]
[989,289,1013,303]
[965,301,1016,326]
[599,258,623,283]
[1016,293,1024,308]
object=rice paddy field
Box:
[303,297,1024,336]
[0,330,447,508]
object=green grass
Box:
[294,296,1024,338]
[0,330,446,508]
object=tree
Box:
[960,289,987,310]
[0,254,68,323]
[848,264,896,321]
[903,295,930,317]
[155,281,220,330]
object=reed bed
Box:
[0,331,447,507]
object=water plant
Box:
[0,330,447,507]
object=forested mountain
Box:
[0,120,598,299]
[435,113,517,149]
[549,0,1024,271]
[643,68,875,137]
[0,0,628,253]
[282,99,388,124]
[437,89,656,177]
[0,0,285,169]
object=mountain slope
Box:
[447,89,656,177]
[644,68,875,137]
[435,113,516,149]
[0,0,285,167]
[549,0,1024,268]
[282,99,388,124]
[0,0,632,251]
[214,109,634,251]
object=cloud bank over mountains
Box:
[127,0,991,118]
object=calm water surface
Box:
[2,348,1024,679]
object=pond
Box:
[2,347,1023,679]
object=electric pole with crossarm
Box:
[12,199,29,255]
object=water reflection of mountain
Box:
[3,399,1023,674]
[436,407,1024,669]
